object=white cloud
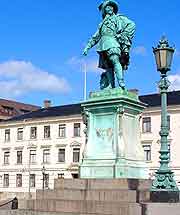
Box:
[168,73,180,91]
[132,46,147,56]
[67,56,101,73]
[0,60,70,98]
[175,50,180,57]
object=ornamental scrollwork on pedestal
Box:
[82,108,89,125]
[96,128,113,142]
[117,105,124,115]
[82,108,90,142]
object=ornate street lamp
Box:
[151,36,179,202]
[153,36,174,73]
[42,166,46,191]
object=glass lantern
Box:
[153,36,175,73]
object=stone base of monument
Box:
[1,179,180,215]
[150,191,179,203]
[80,88,148,179]
[141,202,180,215]
[22,178,152,215]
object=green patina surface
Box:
[80,88,148,179]
[151,38,179,192]
[83,0,135,89]
[88,88,138,101]
[80,1,148,179]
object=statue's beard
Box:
[102,10,114,19]
[105,11,114,17]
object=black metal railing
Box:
[0,197,18,210]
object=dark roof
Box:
[3,103,82,122]
[2,90,180,123]
[139,90,180,107]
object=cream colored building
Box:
[0,104,85,196]
[140,90,180,186]
[0,90,180,196]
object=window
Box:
[30,127,37,139]
[73,148,80,163]
[59,124,66,138]
[44,174,49,188]
[3,174,9,187]
[17,151,22,164]
[30,174,36,188]
[142,145,151,161]
[58,173,64,179]
[72,173,79,178]
[74,123,81,137]
[20,109,29,114]
[44,126,50,139]
[30,150,36,164]
[2,106,14,115]
[5,129,10,142]
[142,117,151,133]
[17,128,23,140]
[16,174,22,187]
[58,149,65,163]
[4,151,10,165]
[167,115,170,131]
[43,149,50,164]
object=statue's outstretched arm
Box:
[83,30,100,56]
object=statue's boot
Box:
[114,62,125,89]
[106,69,115,88]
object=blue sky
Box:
[0,0,180,106]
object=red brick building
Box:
[0,98,40,120]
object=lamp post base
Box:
[150,191,179,203]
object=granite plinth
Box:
[22,179,152,215]
[150,191,179,203]
[142,203,180,215]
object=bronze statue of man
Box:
[83,0,135,89]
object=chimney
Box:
[43,100,51,108]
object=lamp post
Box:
[28,143,33,200]
[150,36,179,202]
[42,166,46,191]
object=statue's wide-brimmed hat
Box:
[98,0,119,14]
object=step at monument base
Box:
[27,199,141,215]
[54,178,151,190]
[36,189,137,202]
[21,179,152,215]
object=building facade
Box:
[140,91,180,186]
[0,91,180,196]
[0,104,85,196]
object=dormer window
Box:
[20,109,29,114]
[2,106,14,115]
